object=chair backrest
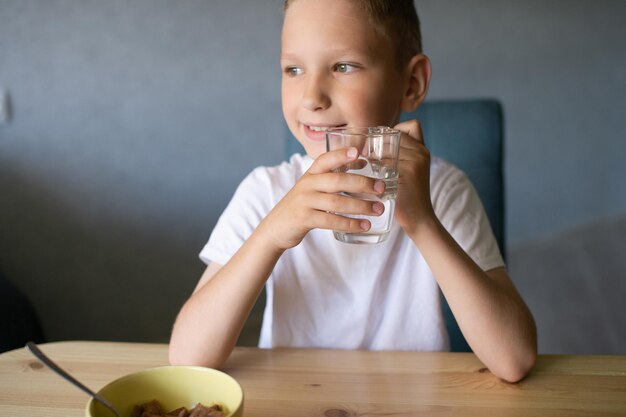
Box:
[285,99,505,352]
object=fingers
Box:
[308,147,359,175]
[291,194,380,236]
[304,147,386,195]
[298,140,396,235]
[296,172,385,230]
[310,172,385,196]
[307,210,373,233]
[310,192,385,217]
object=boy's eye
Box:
[285,66,303,77]
[334,63,358,73]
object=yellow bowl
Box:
[86,366,244,417]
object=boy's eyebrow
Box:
[280,52,300,62]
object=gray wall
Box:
[421,0,626,244]
[1,1,625,352]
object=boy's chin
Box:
[300,143,325,159]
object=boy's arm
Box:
[410,218,536,383]
[394,119,537,383]
[169,148,386,367]
[169,230,283,368]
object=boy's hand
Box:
[394,119,436,236]
[256,147,386,252]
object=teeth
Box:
[308,125,339,132]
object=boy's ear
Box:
[401,54,432,113]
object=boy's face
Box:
[281,0,408,158]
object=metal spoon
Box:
[25,341,121,417]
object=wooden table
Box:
[1,341,625,416]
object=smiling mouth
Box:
[305,124,346,131]
[302,123,347,143]
[308,125,331,132]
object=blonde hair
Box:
[283,0,422,65]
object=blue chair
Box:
[285,99,505,352]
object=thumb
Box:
[394,119,425,146]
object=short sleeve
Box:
[430,159,505,272]
[199,167,275,266]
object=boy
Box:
[169,0,537,382]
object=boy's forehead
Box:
[284,0,364,21]
[283,0,366,33]
[282,0,388,57]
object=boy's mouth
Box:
[308,125,335,132]
[303,123,346,142]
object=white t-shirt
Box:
[200,154,504,351]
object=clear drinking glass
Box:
[325,126,401,244]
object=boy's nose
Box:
[302,76,330,111]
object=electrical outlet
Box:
[0,88,11,124]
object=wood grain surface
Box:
[1,341,625,416]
